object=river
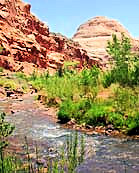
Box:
[0,94,139,173]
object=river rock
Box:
[6,90,14,97]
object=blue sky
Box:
[24,0,139,38]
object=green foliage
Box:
[129,59,139,85]
[126,112,139,135]
[29,67,100,106]
[58,85,139,133]
[58,99,73,123]
[58,99,112,126]
[113,87,138,113]
[0,112,15,173]
[80,67,99,87]
[108,86,139,132]
[30,70,38,81]
[105,33,139,87]
[107,112,125,129]
[64,60,79,68]
[0,67,4,73]
[48,132,85,173]
[15,72,27,80]
[0,112,15,149]
[58,98,93,124]
[0,73,30,93]
[0,46,3,53]
[102,71,114,88]
[26,62,139,134]
[107,33,131,66]
[84,102,109,126]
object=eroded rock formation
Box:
[73,16,139,67]
[0,0,96,74]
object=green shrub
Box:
[29,70,38,81]
[113,87,138,114]
[129,60,139,85]
[0,67,4,73]
[72,99,92,123]
[84,103,109,126]
[24,58,139,134]
[79,67,100,87]
[15,72,27,80]
[102,71,114,88]
[0,112,15,173]
[107,112,125,129]
[28,67,100,106]
[58,99,73,123]
[126,112,139,135]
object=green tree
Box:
[106,33,133,86]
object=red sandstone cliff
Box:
[0,0,96,74]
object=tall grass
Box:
[0,112,15,173]
[0,112,86,172]
[0,71,29,93]
[27,67,100,106]
[47,132,85,173]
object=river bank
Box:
[1,86,139,140]
[0,93,139,173]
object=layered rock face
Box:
[0,0,95,74]
[73,16,139,67]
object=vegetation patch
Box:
[1,34,139,135]
[23,34,139,135]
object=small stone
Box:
[11,110,15,114]
[67,119,76,125]
[48,147,54,152]
[92,131,99,135]
[86,131,94,135]
[6,91,14,97]
[36,158,46,166]
[107,124,114,130]
[85,124,93,129]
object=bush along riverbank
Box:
[14,34,139,137]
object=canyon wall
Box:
[0,0,96,74]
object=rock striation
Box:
[0,0,96,74]
[73,16,139,67]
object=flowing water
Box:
[0,95,139,173]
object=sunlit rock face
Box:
[73,16,139,67]
[0,0,98,74]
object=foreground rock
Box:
[73,16,139,68]
[0,0,98,74]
